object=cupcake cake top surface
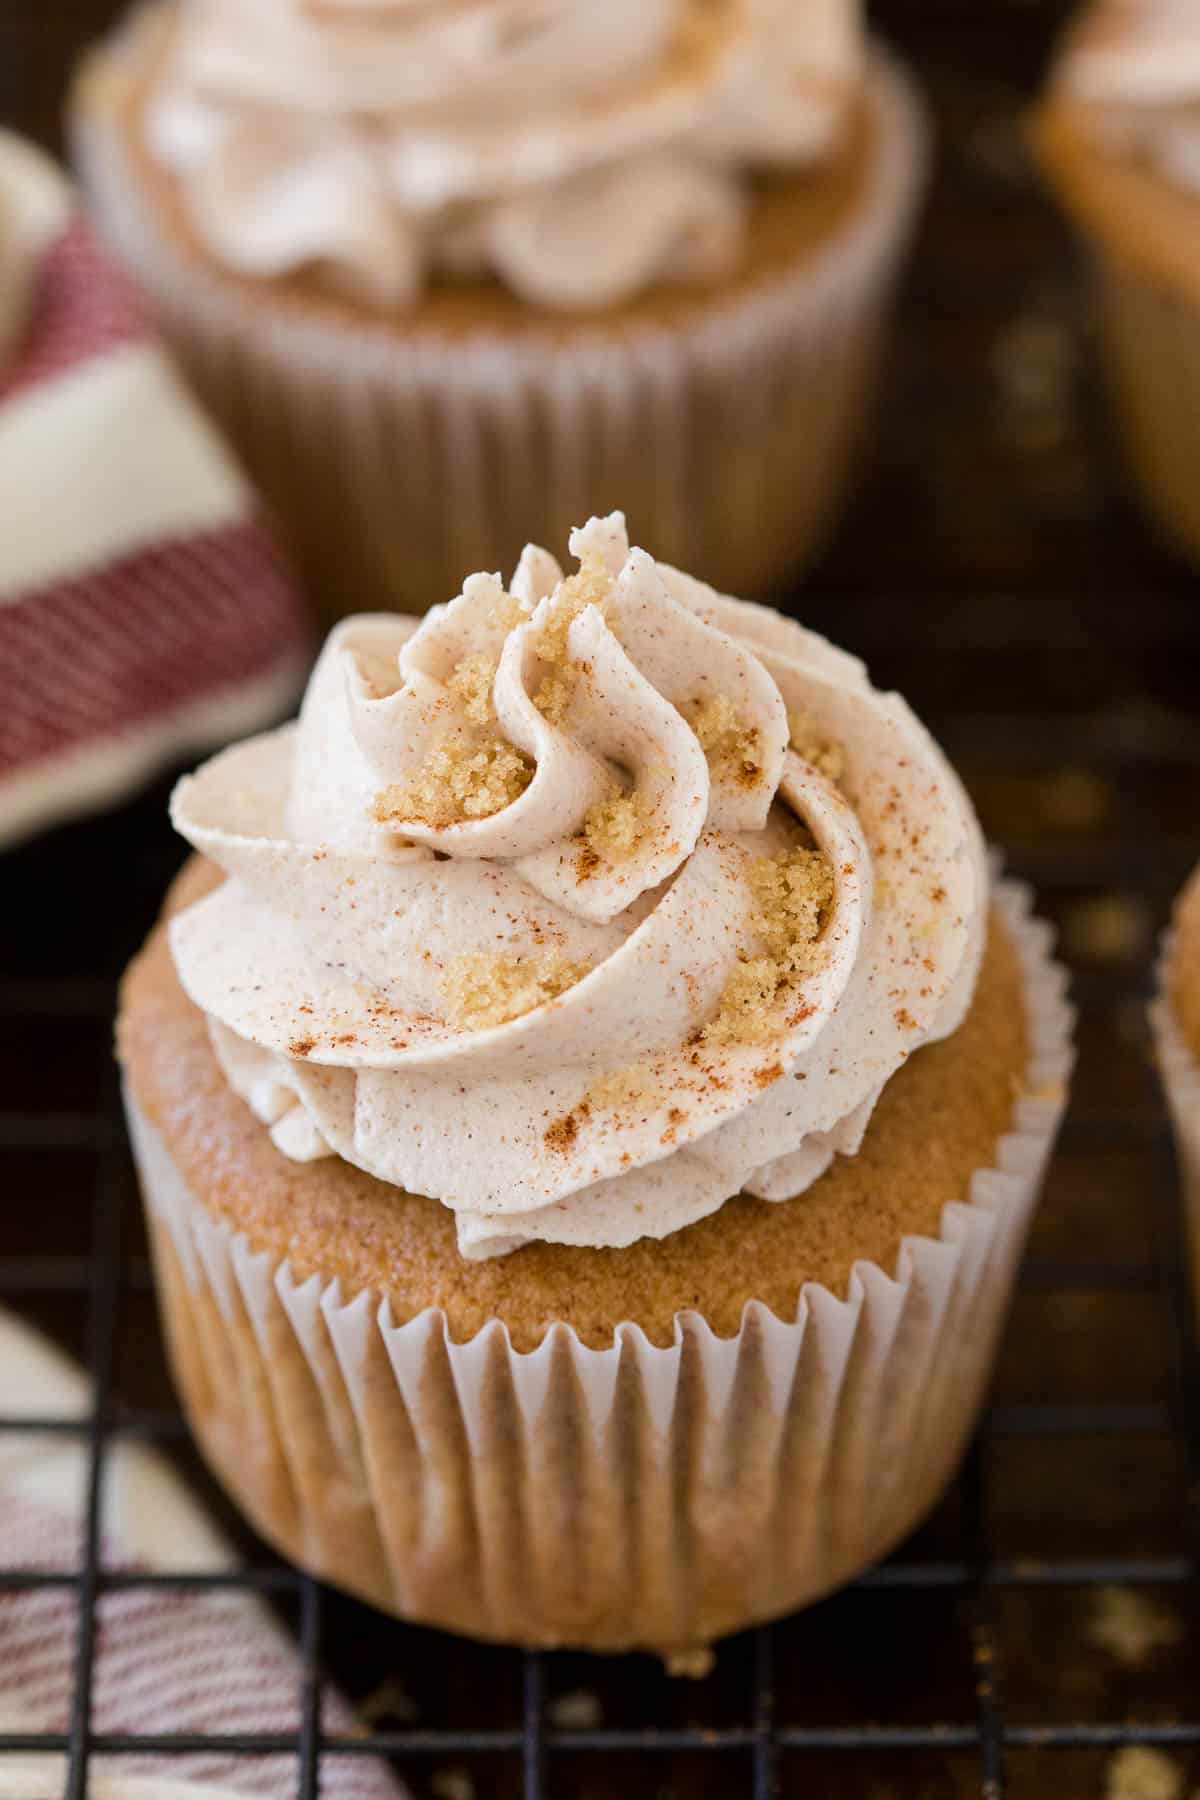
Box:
[139,0,865,309]
[1051,2,1200,195]
[168,515,988,1260]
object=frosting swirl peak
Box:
[170,516,987,1257]
[1054,2,1200,195]
[143,0,865,309]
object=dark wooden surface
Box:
[4,4,1200,1797]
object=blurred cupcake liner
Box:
[1090,255,1200,566]
[1150,930,1200,1310]
[74,38,929,618]
[121,881,1071,1660]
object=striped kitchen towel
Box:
[0,1310,405,1799]
[0,129,310,849]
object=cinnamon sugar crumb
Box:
[445,590,527,725]
[288,1037,315,1057]
[684,693,764,789]
[373,733,532,827]
[754,1062,783,1088]
[447,651,498,726]
[586,1062,655,1111]
[534,557,612,722]
[578,789,647,872]
[702,845,834,1047]
[787,709,845,783]
[442,949,590,1031]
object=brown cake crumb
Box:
[787,708,846,783]
[374,733,532,827]
[684,694,764,789]
[442,949,591,1030]
[703,845,834,1047]
[534,557,613,722]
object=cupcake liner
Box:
[121,880,1071,1659]
[74,34,929,618]
[1150,934,1200,1309]
[1090,251,1200,566]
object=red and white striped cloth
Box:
[0,1310,408,1800]
[0,130,311,848]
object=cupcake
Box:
[73,2,930,619]
[117,515,1071,1658]
[1032,4,1200,564]
[1151,868,1200,1305]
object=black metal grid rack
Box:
[4,2,1200,1796]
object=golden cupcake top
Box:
[137,0,866,308]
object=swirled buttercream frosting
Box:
[169,514,988,1258]
[141,0,865,309]
[1054,2,1200,195]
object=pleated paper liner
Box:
[122,881,1071,1662]
[74,26,930,618]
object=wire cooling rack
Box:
[4,1,1200,1796]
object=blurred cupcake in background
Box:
[1152,868,1200,1308]
[72,1,930,618]
[1033,3,1200,565]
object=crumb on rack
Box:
[1088,1587,1182,1668]
[548,1688,603,1730]
[1105,1744,1183,1800]
[442,948,590,1030]
[702,844,834,1047]
[684,693,764,789]
[787,708,846,784]
[534,557,613,722]
[373,733,532,827]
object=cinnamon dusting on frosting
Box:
[374,734,532,827]
[441,948,591,1031]
[684,693,764,789]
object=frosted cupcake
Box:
[118,515,1071,1658]
[1033,3,1200,564]
[1152,868,1200,1306]
[73,2,930,617]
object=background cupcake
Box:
[117,516,1071,1657]
[1152,868,1200,1308]
[73,1,930,618]
[1032,2,1200,566]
